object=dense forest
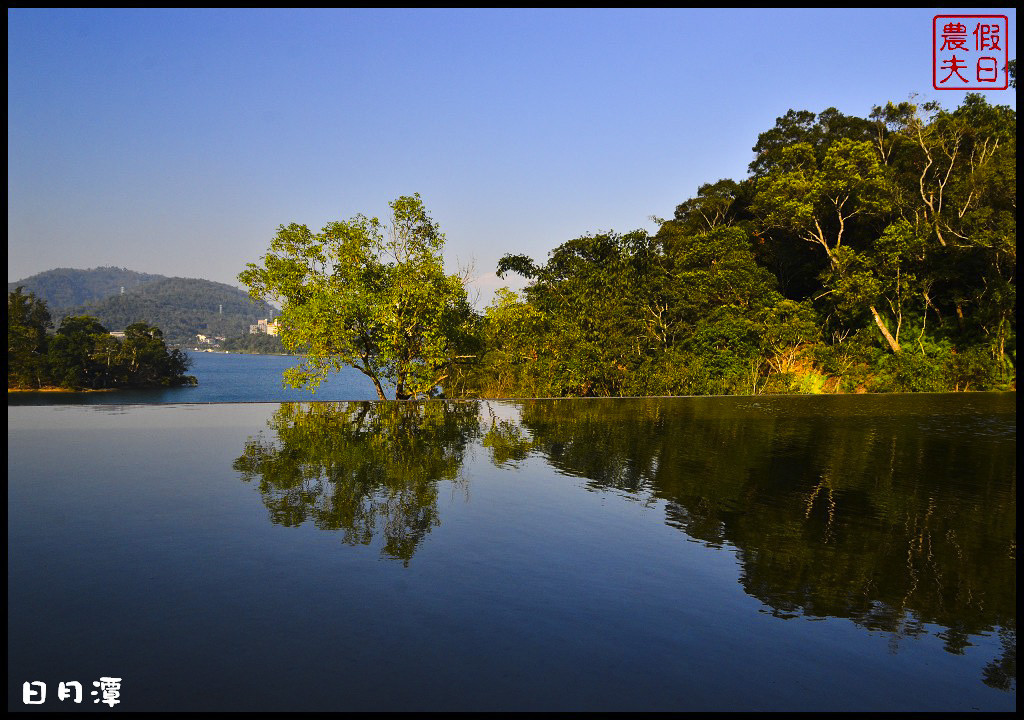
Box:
[9,268,277,347]
[8,287,196,390]
[467,93,1016,397]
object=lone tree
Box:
[239,194,478,400]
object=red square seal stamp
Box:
[933,15,1009,90]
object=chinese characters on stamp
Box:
[934,15,1009,90]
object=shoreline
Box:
[8,386,119,393]
[9,380,197,393]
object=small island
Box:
[8,287,196,391]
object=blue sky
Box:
[7,8,1016,306]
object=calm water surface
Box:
[6,351,381,404]
[7,393,1016,711]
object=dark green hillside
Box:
[8,266,166,309]
[67,277,276,346]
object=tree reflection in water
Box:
[233,401,481,565]
[507,396,1016,693]
[234,396,1015,690]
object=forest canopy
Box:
[476,93,1015,397]
[8,287,197,390]
[242,92,1014,398]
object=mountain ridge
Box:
[8,266,167,308]
[9,266,275,346]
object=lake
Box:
[7,391,1016,711]
[6,351,382,405]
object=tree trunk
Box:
[870,305,902,354]
[370,375,387,401]
[395,381,411,401]
[356,365,387,401]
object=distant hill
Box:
[8,266,166,308]
[9,267,276,346]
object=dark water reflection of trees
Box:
[234,396,1016,690]
[233,401,480,566]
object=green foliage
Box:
[760,299,819,374]
[119,323,194,386]
[483,224,787,397]
[221,332,288,354]
[489,230,664,397]
[672,178,751,233]
[946,345,1009,392]
[7,287,52,389]
[47,315,111,389]
[7,289,195,390]
[793,370,827,394]
[478,92,1014,397]
[239,194,478,400]
[45,315,195,390]
[476,288,548,397]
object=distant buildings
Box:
[249,318,280,336]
